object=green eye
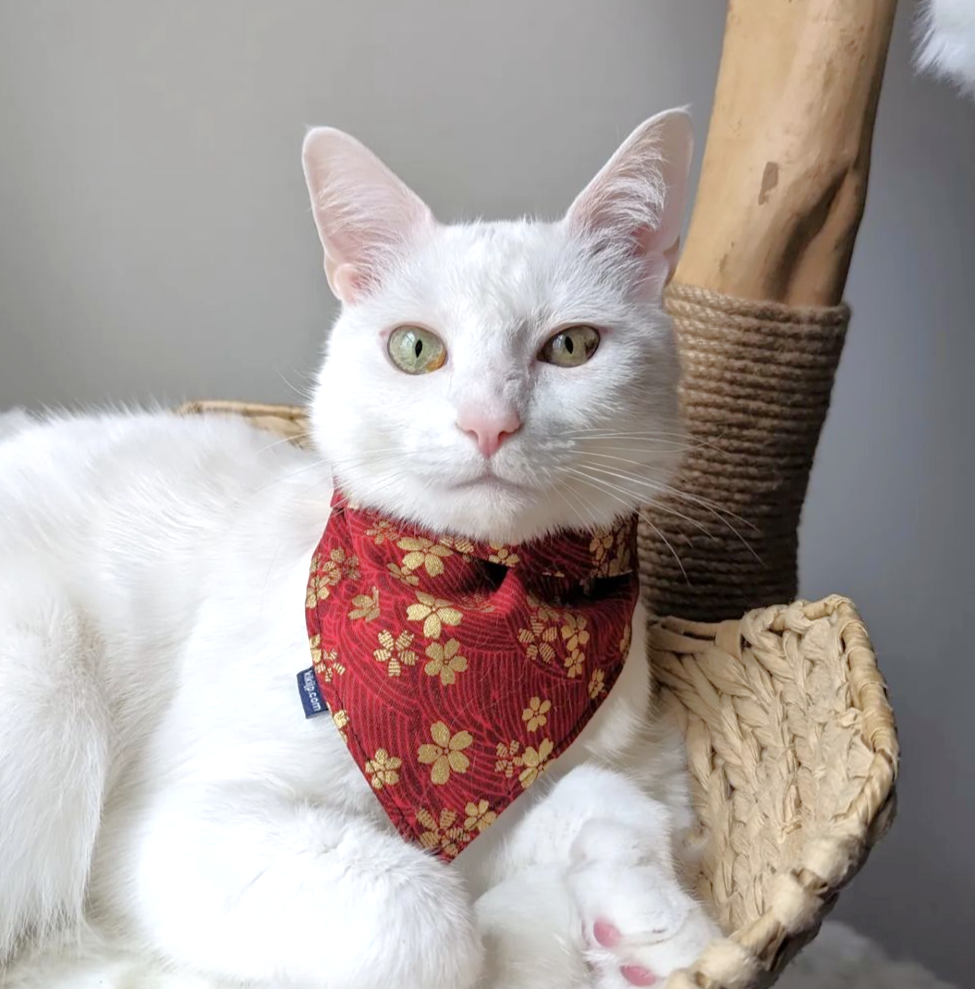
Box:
[539,325,600,367]
[387,325,447,374]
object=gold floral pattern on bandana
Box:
[590,530,615,564]
[407,591,463,638]
[305,561,335,608]
[397,536,453,577]
[564,650,585,678]
[364,748,402,790]
[366,519,400,545]
[373,629,418,677]
[306,547,360,607]
[562,613,589,678]
[464,800,497,833]
[418,721,473,785]
[424,639,468,686]
[518,625,557,663]
[532,596,561,623]
[620,622,633,656]
[588,668,606,699]
[488,545,519,567]
[308,632,323,665]
[309,635,346,684]
[386,562,420,587]
[522,697,551,732]
[561,613,590,652]
[438,534,475,558]
[518,738,554,789]
[416,807,471,858]
[348,587,380,623]
[518,594,561,664]
[590,524,633,577]
[331,709,349,745]
[495,740,522,778]
[329,546,361,582]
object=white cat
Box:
[0,109,719,989]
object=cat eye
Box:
[387,325,447,375]
[538,325,601,367]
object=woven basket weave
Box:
[177,400,898,989]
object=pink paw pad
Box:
[620,964,658,986]
[592,919,621,947]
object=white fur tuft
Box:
[917,0,975,96]
[0,408,33,442]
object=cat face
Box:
[303,111,693,545]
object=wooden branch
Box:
[677,0,898,306]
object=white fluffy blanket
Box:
[2,920,956,989]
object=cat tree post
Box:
[641,0,898,620]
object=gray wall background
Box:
[1,1,972,983]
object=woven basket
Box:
[177,400,898,989]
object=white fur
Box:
[917,0,975,96]
[0,112,719,989]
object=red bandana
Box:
[303,496,638,861]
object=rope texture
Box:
[640,284,850,621]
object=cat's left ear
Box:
[302,128,435,304]
[565,109,693,290]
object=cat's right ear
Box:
[302,128,434,304]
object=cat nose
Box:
[456,410,522,458]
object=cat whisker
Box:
[578,452,681,468]
[574,462,761,561]
[565,468,688,581]
[250,455,332,494]
[575,463,715,540]
[274,366,316,404]
[580,445,698,458]
[566,429,733,457]
[255,431,313,455]
[572,455,758,531]
[639,480,762,555]
[554,480,602,531]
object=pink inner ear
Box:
[330,263,367,305]
[629,226,675,292]
[564,110,693,291]
[635,223,672,260]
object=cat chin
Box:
[339,476,631,546]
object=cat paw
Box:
[566,820,719,987]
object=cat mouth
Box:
[452,471,532,494]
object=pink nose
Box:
[457,410,522,458]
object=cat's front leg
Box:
[92,785,483,989]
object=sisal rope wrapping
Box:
[640,284,850,622]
